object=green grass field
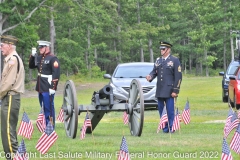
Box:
[0,76,239,160]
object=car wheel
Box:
[222,90,228,102]
[228,95,234,108]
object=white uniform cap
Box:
[37,40,51,46]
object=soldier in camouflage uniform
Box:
[29,40,60,128]
[146,41,182,133]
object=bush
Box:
[90,65,106,78]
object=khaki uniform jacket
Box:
[0,51,25,99]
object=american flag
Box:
[17,112,33,139]
[36,122,58,154]
[13,139,28,160]
[157,107,168,133]
[221,138,233,160]
[172,108,180,132]
[178,110,182,122]
[123,111,129,125]
[230,123,240,154]
[224,109,234,134]
[182,100,190,125]
[36,107,46,133]
[238,110,240,119]
[224,112,238,138]
[118,136,130,160]
[80,113,92,140]
[57,108,64,123]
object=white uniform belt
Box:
[38,73,52,78]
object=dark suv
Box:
[219,60,239,102]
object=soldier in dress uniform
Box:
[146,41,182,133]
[29,40,60,128]
[0,35,25,159]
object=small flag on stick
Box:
[36,122,58,154]
[57,108,64,123]
[123,111,129,125]
[17,112,34,139]
[230,123,240,154]
[80,113,92,140]
[172,108,180,132]
[36,107,46,133]
[157,107,168,133]
[224,112,238,138]
[182,100,190,124]
[221,138,233,160]
[117,136,130,160]
[13,139,28,160]
[224,108,234,134]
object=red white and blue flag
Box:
[123,111,129,125]
[57,107,64,123]
[157,107,168,133]
[118,136,130,160]
[224,112,238,138]
[230,123,240,154]
[221,138,233,160]
[13,139,28,160]
[17,112,34,139]
[36,107,46,133]
[224,108,234,136]
[172,108,180,132]
[80,113,92,140]
[182,100,190,125]
[36,122,58,154]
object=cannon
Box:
[62,79,144,139]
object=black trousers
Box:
[1,94,20,160]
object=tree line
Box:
[1,0,240,81]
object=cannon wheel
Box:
[62,80,78,138]
[128,79,144,136]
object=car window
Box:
[114,65,153,78]
[227,65,238,75]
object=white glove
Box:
[49,89,56,95]
[31,47,37,56]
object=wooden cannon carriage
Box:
[62,79,144,139]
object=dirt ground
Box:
[23,81,106,98]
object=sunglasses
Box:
[38,45,46,49]
[160,48,167,51]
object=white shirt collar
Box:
[163,54,170,60]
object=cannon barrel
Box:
[98,85,113,99]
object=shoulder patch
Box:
[9,60,15,65]
[178,65,181,72]
[53,61,59,68]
